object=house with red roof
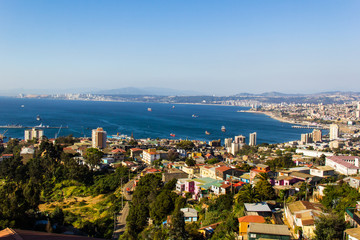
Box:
[215,166,245,180]
[0,153,13,161]
[238,215,265,237]
[109,148,126,161]
[250,164,271,183]
[130,148,143,160]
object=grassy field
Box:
[39,180,123,234]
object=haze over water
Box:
[0,97,313,143]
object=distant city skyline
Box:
[0,1,359,95]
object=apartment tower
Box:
[249,132,257,146]
[329,124,339,140]
[92,127,107,149]
[24,128,44,141]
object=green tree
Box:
[211,214,238,240]
[235,184,260,203]
[185,158,196,166]
[169,209,188,240]
[314,214,346,240]
[209,194,233,212]
[236,163,252,172]
[255,179,275,201]
[206,158,219,164]
[84,148,104,169]
[150,190,176,225]
[176,140,195,150]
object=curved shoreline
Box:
[240,110,325,127]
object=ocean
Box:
[0,97,314,144]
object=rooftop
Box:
[345,227,360,238]
[247,223,290,236]
[244,202,271,212]
[287,201,323,214]
[326,156,360,169]
[238,215,265,223]
[0,228,104,240]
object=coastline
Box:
[240,110,324,127]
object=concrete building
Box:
[301,133,312,144]
[24,128,44,141]
[224,138,233,148]
[312,129,322,142]
[91,127,107,149]
[142,148,160,165]
[309,166,335,177]
[234,135,246,144]
[230,142,240,155]
[162,168,188,183]
[329,124,339,140]
[249,132,256,146]
[295,149,334,158]
[285,201,324,239]
[325,156,360,176]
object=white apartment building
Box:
[24,128,44,141]
[325,156,360,176]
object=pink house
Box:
[273,176,303,186]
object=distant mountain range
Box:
[233,91,360,97]
[1,87,360,98]
[94,87,204,96]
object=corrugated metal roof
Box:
[248,223,290,236]
[244,203,271,212]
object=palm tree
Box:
[235,184,260,203]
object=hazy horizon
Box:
[1,1,359,95]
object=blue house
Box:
[180,208,198,222]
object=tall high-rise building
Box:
[92,127,107,149]
[301,133,312,144]
[24,128,44,141]
[329,124,339,140]
[234,135,246,144]
[249,132,257,146]
[224,138,233,148]
[356,110,360,119]
[312,129,322,142]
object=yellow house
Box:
[238,216,265,237]
[191,152,202,158]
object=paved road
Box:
[112,180,134,240]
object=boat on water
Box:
[172,105,175,109]
[170,133,176,137]
[21,105,24,108]
[148,108,152,112]
[192,114,198,118]
[205,131,210,135]
[36,115,41,121]
[221,126,226,132]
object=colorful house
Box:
[180,208,198,222]
[238,216,265,237]
[250,164,271,183]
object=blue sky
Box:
[0,0,359,95]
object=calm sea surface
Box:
[0,97,314,144]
